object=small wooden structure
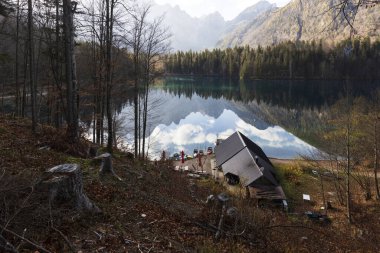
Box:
[215,131,286,201]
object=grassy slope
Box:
[0,115,379,252]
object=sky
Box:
[154,0,291,21]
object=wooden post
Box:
[215,193,229,240]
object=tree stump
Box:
[39,164,100,213]
[95,153,122,181]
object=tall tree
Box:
[128,4,149,158]
[372,91,380,199]
[27,0,36,133]
[105,0,116,153]
[141,15,169,158]
[345,91,352,223]
[14,0,20,116]
[62,0,78,141]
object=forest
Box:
[164,39,380,80]
[0,0,170,158]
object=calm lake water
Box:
[117,77,378,159]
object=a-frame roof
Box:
[215,131,272,168]
[215,131,283,198]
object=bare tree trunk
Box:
[63,0,73,137]
[96,88,101,144]
[131,6,149,159]
[28,0,36,133]
[91,1,97,144]
[34,25,44,124]
[1,82,4,114]
[134,61,138,158]
[54,0,61,128]
[15,0,20,116]
[138,93,141,157]
[112,113,117,147]
[21,45,27,118]
[105,0,114,153]
[334,161,345,205]
[96,2,105,146]
[142,82,148,159]
[100,88,105,145]
[346,92,352,223]
[140,15,170,159]
[320,173,327,215]
[375,117,380,199]
[63,0,78,141]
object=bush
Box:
[275,162,305,200]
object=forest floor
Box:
[0,115,380,253]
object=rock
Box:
[206,195,215,204]
[38,146,51,151]
[227,207,238,217]
[39,164,100,213]
[217,193,229,203]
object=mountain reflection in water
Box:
[149,108,316,159]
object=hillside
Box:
[217,0,380,48]
[0,115,380,252]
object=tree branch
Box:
[0,225,52,253]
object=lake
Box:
[115,77,378,159]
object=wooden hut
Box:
[215,131,286,200]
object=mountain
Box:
[150,3,226,51]
[227,1,277,26]
[150,0,380,51]
[217,0,380,48]
[149,1,273,51]
[218,1,277,48]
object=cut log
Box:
[39,164,100,213]
[94,153,122,181]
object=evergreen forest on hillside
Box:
[164,39,380,80]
